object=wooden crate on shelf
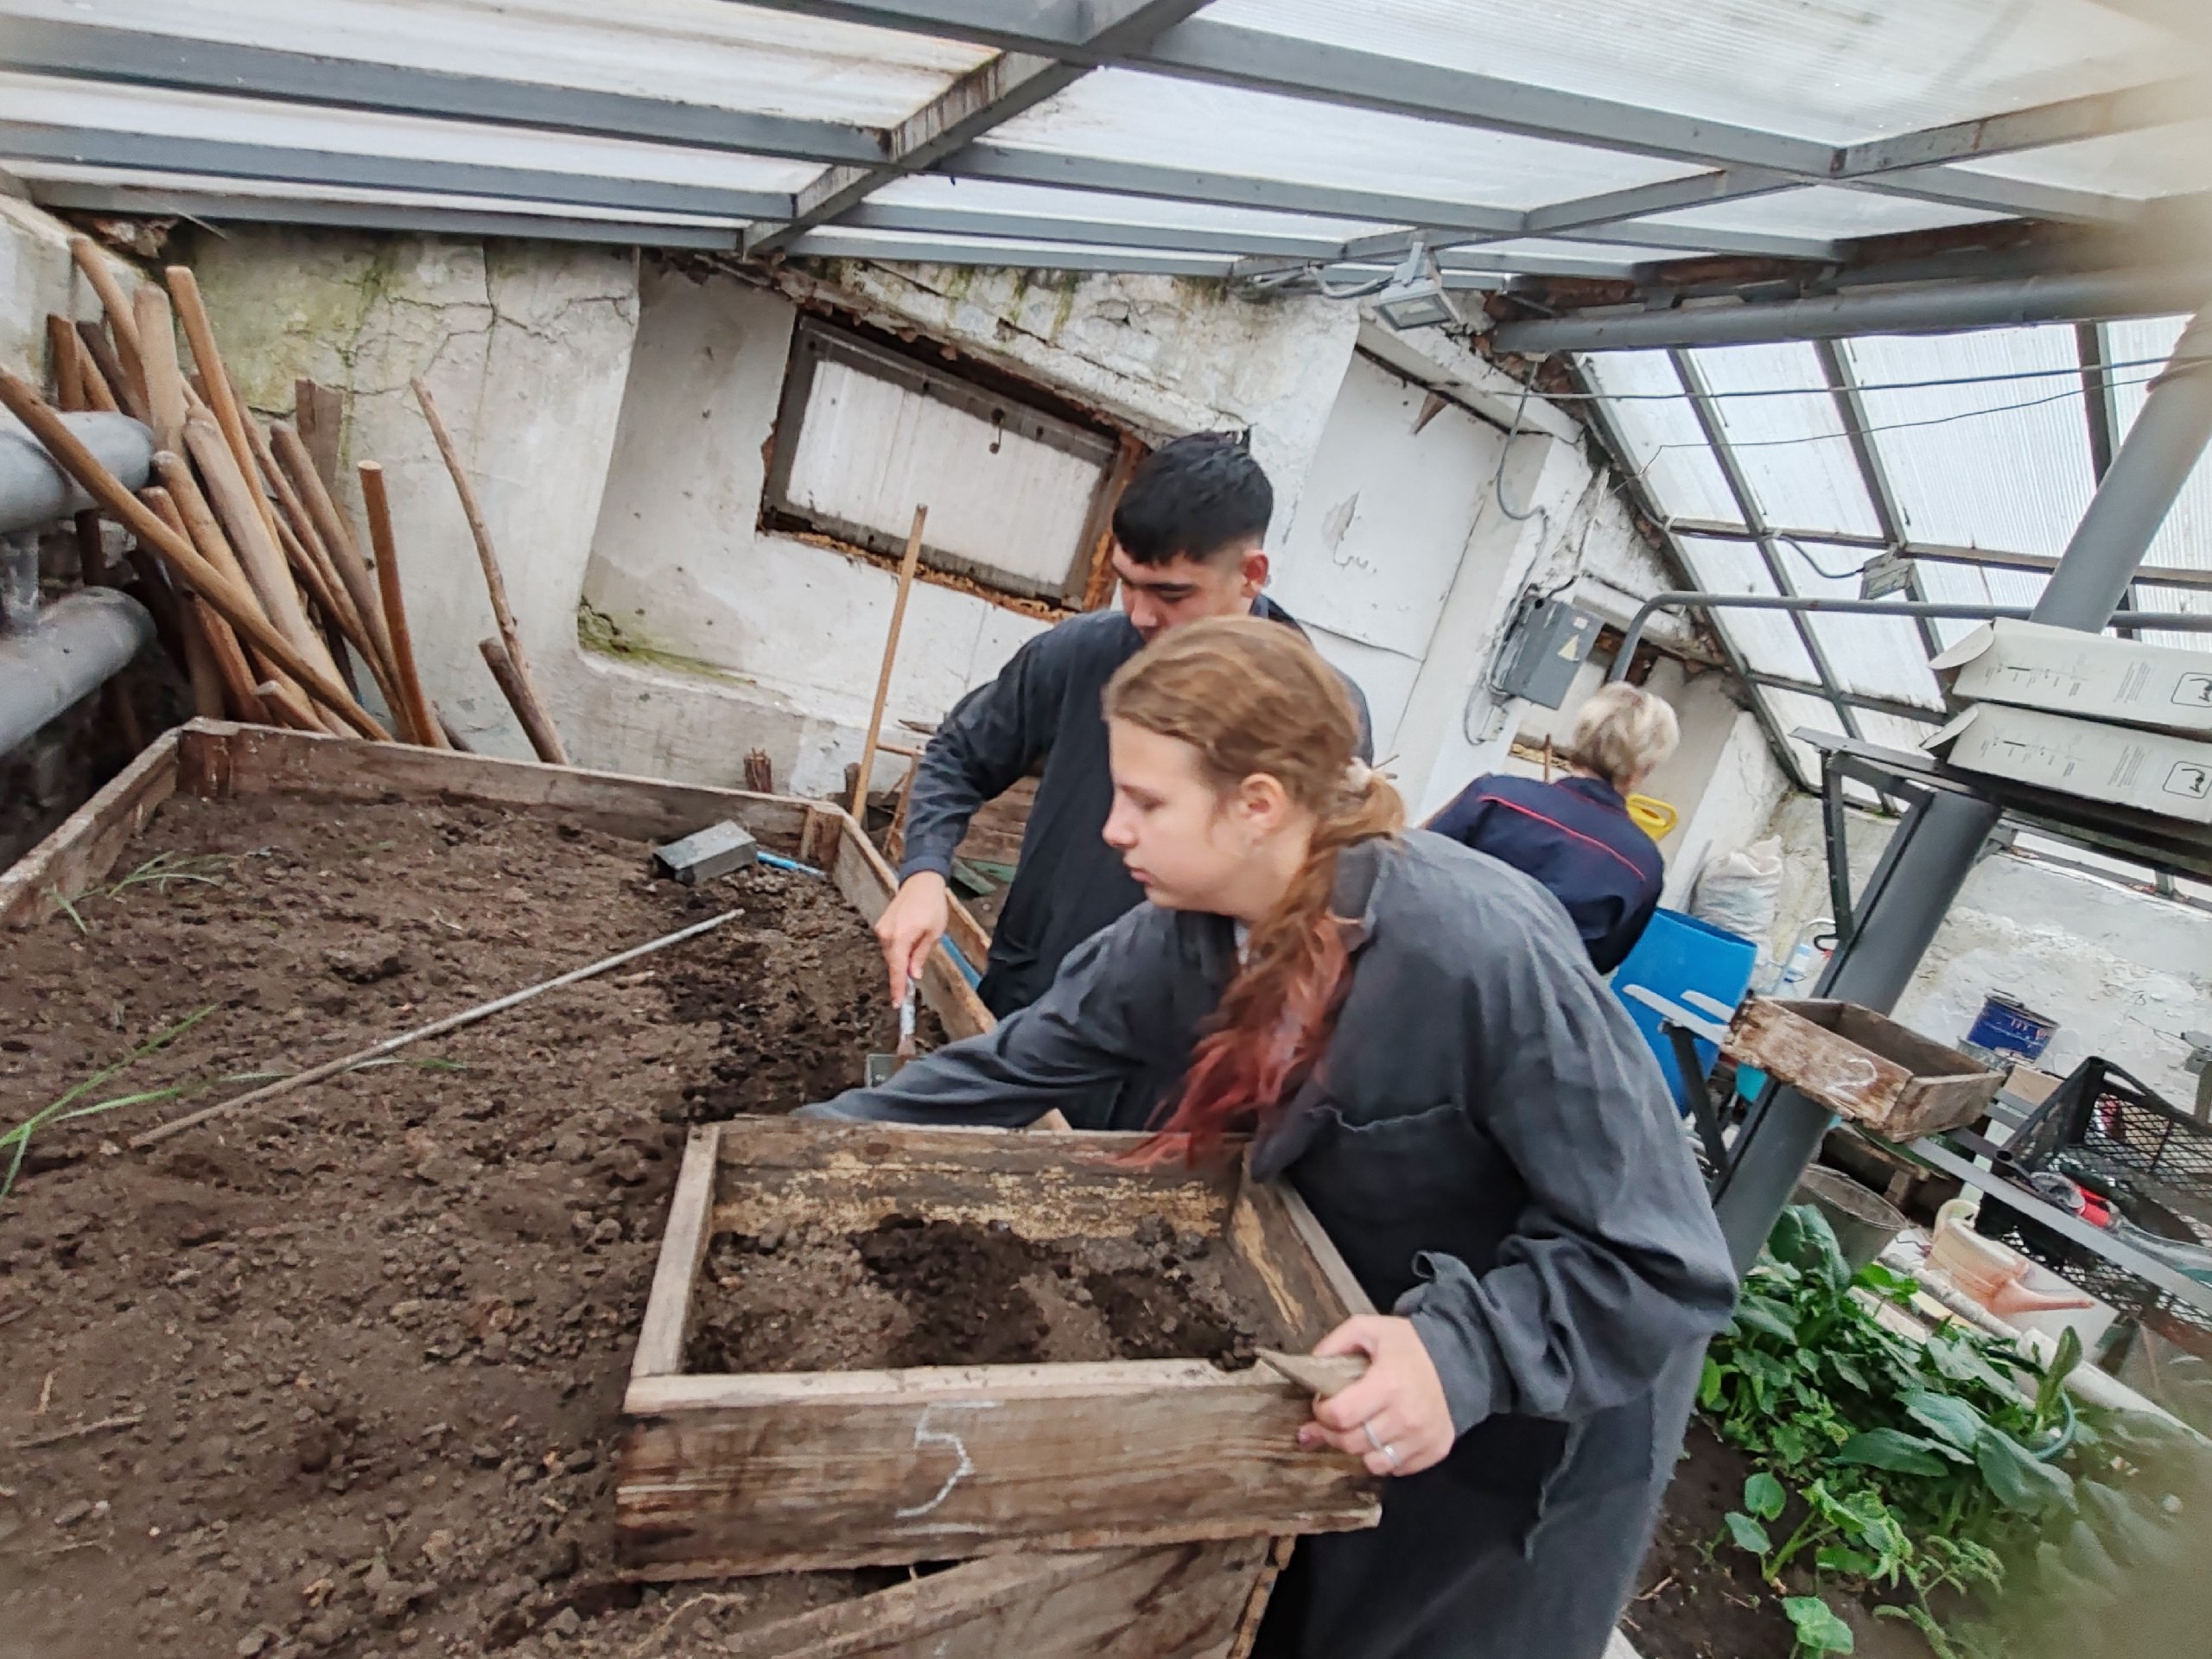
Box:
[1726,997,2000,1140]
[618,1117,1381,1582]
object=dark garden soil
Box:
[0,792,945,1659]
[684,1212,1287,1375]
[1629,1425,1937,1659]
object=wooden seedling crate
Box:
[1726,997,2001,1140]
[619,1118,1382,1581]
[2,721,1299,1658]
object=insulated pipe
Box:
[0,410,155,534]
[2036,308,2212,626]
[1491,268,2209,353]
[1605,591,2212,686]
[0,587,153,755]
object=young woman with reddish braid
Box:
[803,618,1736,1659]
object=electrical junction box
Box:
[1497,599,1602,709]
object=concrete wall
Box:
[576,257,1363,797]
[187,227,642,766]
[1769,794,2212,1102]
[8,203,1757,841]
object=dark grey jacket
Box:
[898,596,1370,1018]
[806,833,1738,1658]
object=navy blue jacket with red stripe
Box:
[1427,772,1665,973]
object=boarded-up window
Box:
[765,320,1120,606]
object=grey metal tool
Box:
[652,820,759,886]
[865,976,918,1087]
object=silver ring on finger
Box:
[1361,1421,1400,1468]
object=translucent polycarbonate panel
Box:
[1911,556,2046,649]
[1954,121,2212,201]
[1201,0,2184,145]
[865,175,1382,238]
[1770,541,1948,709]
[1853,709,1943,760]
[5,0,991,124]
[1686,343,1882,538]
[1637,186,2008,243]
[991,70,1702,210]
[1754,686,1849,788]
[4,162,747,226]
[1583,353,1744,528]
[1675,535,1820,683]
[1847,328,2098,556]
[0,72,822,192]
[2105,316,2212,582]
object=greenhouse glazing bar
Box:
[1711,304,2212,1271]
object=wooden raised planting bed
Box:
[1,721,1294,1659]
[619,1118,1382,1581]
[1726,997,2000,1140]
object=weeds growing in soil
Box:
[1704,1204,2202,1656]
[2,1006,216,1197]
[47,850,260,936]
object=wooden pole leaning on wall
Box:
[143,486,269,725]
[851,505,929,824]
[410,378,568,764]
[134,286,190,456]
[478,639,566,766]
[0,368,388,738]
[165,266,290,560]
[67,235,149,419]
[358,461,444,749]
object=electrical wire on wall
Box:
[1459,462,1609,748]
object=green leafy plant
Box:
[1700,1205,2188,1652]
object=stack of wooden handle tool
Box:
[0,236,568,760]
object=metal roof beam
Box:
[0,123,794,222]
[745,0,1206,256]
[739,5,2152,228]
[1834,76,2209,176]
[1568,358,1808,781]
[23,177,741,250]
[944,143,1522,233]
[1668,520,2212,592]
[1814,338,1946,659]
[779,226,1229,275]
[1492,267,2210,351]
[841,200,1346,258]
[1671,347,1866,743]
[0,17,886,167]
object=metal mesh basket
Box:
[2005,1058,2212,1229]
[1982,1057,2212,1357]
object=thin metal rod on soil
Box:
[131,909,745,1148]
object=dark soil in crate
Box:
[0,792,944,1659]
[1628,1425,1936,1659]
[685,1214,1288,1375]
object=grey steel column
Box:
[1711,301,2212,1270]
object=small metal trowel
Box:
[864,976,919,1087]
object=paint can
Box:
[1963,994,2058,1065]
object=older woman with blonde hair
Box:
[1427,683,1679,972]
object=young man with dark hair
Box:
[875,431,1371,1020]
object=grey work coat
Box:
[803,832,1738,1659]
